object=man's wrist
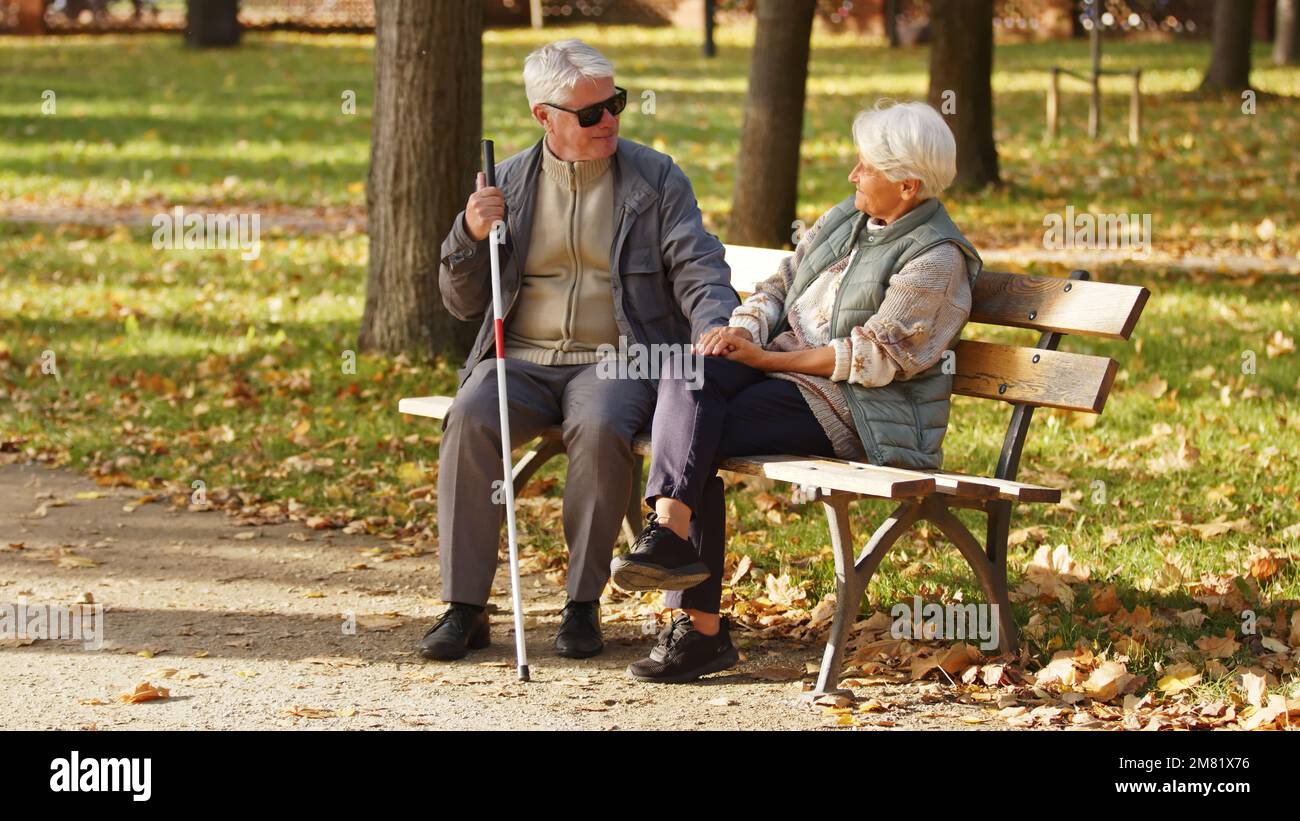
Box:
[462,213,486,243]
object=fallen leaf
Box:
[356,613,404,631]
[1195,631,1239,659]
[1239,671,1268,709]
[749,665,803,682]
[118,682,169,704]
[1158,663,1201,695]
[1083,660,1135,702]
[727,554,752,587]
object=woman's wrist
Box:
[754,348,781,371]
[830,338,853,381]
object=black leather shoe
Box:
[554,599,603,659]
[627,614,738,683]
[418,603,490,661]
[610,512,710,592]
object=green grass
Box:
[1,26,1298,707]
[2,220,1296,699]
[2,27,1298,254]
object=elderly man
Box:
[422,39,738,662]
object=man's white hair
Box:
[852,100,957,200]
[522,39,615,108]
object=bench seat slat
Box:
[398,395,455,420]
[931,471,1062,503]
[758,454,998,500]
[402,396,1060,503]
[754,456,934,499]
[953,339,1117,413]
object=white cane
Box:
[483,139,529,682]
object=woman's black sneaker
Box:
[610,512,710,591]
[627,614,739,683]
[418,603,490,660]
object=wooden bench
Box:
[401,244,1150,698]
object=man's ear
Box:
[531,104,549,130]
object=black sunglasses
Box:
[543,86,627,128]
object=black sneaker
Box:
[418,603,490,661]
[554,599,603,659]
[626,614,739,683]
[647,611,695,663]
[610,512,710,591]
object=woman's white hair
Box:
[852,100,957,199]
[522,39,615,108]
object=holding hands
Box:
[694,326,768,368]
[694,325,752,356]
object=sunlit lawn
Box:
[1,26,1298,708]
[2,27,1298,253]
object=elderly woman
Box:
[610,100,983,683]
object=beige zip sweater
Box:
[503,139,622,365]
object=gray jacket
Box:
[439,137,739,388]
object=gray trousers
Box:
[437,356,657,606]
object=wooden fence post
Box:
[1046,67,1060,142]
[1129,69,1141,145]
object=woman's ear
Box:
[899,178,921,201]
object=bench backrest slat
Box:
[952,339,1117,413]
[721,245,1141,417]
[969,270,1150,340]
[723,247,1149,340]
[724,245,789,295]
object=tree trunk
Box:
[1277,0,1299,65]
[358,0,482,361]
[729,0,816,249]
[15,0,45,34]
[1201,0,1256,90]
[184,0,240,48]
[928,0,999,191]
[1070,0,1087,38]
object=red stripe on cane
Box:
[494,318,505,357]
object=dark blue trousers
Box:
[643,355,838,613]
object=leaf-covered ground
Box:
[2,27,1298,728]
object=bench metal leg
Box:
[510,437,564,495]
[984,499,1012,566]
[508,438,645,550]
[805,495,921,701]
[622,453,645,548]
[804,493,1021,703]
[925,498,1020,657]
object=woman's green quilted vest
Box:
[771,196,982,469]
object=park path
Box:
[0,461,1001,731]
[3,201,1296,274]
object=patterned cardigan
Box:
[727,207,972,459]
